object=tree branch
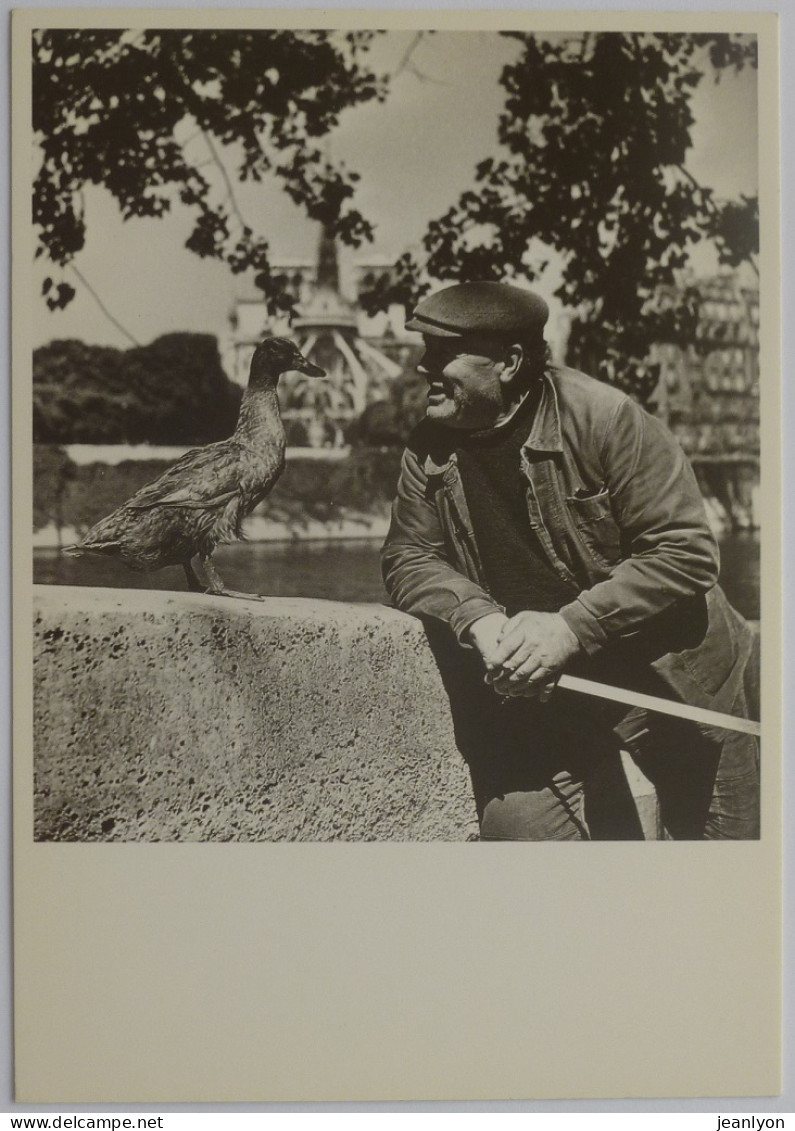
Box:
[68,265,142,346]
[394,32,425,76]
[675,164,759,277]
[392,31,447,85]
[201,130,250,233]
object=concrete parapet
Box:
[33,586,479,841]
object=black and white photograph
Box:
[11,6,783,1105]
[28,19,766,843]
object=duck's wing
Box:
[125,442,242,511]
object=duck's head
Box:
[249,337,326,386]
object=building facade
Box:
[650,275,759,529]
[227,241,760,529]
[226,229,417,448]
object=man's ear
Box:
[499,343,524,385]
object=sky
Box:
[29,29,760,353]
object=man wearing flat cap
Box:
[381,280,759,840]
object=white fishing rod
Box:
[556,673,761,737]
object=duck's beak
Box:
[295,354,326,378]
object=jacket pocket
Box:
[565,488,621,568]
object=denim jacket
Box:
[381,365,754,717]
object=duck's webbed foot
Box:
[201,554,265,601]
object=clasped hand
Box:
[468,610,581,701]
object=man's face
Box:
[418,335,511,431]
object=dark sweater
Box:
[456,389,578,616]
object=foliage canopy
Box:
[33,28,385,312]
[33,334,242,443]
[33,28,759,397]
[366,31,758,397]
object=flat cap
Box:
[405,281,549,340]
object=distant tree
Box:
[347,399,403,448]
[348,358,426,447]
[33,28,385,312]
[33,340,129,441]
[362,31,759,401]
[32,444,76,539]
[33,334,242,444]
[121,333,242,443]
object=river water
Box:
[34,530,760,621]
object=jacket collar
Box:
[420,368,563,476]
[522,370,563,454]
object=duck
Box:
[64,336,325,599]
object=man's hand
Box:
[466,612,510,669]
[485,611,581,699]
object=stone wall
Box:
[33,586,480,841]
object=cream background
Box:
[9,5,785,1107]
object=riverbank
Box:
[32,442,757,550]
[61,443,353,465]
[33,443,400,548]
[33,512,392,549]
